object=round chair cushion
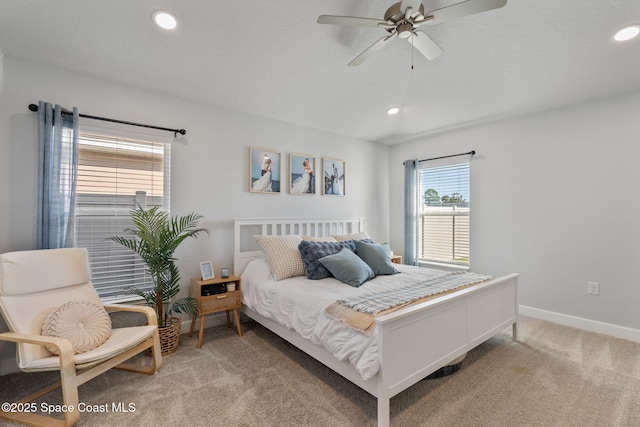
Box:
[42,300,112,355]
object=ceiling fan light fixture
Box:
[153,11,178,30]
[397,22,413,39]
[387,107,400,115]
[614,25,639,41]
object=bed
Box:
[234,217,519,427]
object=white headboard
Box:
[233,217,364,275]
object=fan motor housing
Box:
[384,2,425,23]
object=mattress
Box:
[241,259,451,381]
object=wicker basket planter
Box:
[158,316,182,356]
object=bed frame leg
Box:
[512,321,519,342]
[377,397,390,427]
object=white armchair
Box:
[0,248,162,427]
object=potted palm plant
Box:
[109,204,208,355]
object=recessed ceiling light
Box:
[153,11,177,30]
[387,107,400,115]
[614,25,639,42]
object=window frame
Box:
[417,159,470,270]
[74,126,172,302]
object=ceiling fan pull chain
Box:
[411,33,414,70]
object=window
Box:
[418,161,469,266]
[74,131,171,301]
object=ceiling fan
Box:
[317,0,507,66]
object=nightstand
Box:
[189,275,242,348]
[390,255,402,264]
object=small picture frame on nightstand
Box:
[199,261,215,280]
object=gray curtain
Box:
[403,159,418,265]
[36,101,79,249]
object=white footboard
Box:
[234,217,519,427]
[240,274,518,427]
[374,273,519,426]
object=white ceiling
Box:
[1,0,639,144]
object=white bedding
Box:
[241,259,451,381]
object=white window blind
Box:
[418,161,470,265]
[75,131,171,301]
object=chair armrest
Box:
[0,331,75,358]
[103,304,158,326]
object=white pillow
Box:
[42,300,112,355]
[331,231,371,242]
[254,235,305,281]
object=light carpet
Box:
[1,315,639,426]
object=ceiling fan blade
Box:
[413,15,435,28]
[409,31,444,60]
[400,0,424,18]
[317,15,389,27]
[348,33,398,66]
[425,0,507,25]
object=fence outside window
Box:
[419,206,469,265]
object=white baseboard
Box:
[519,305,640,343]
[179,312,227,335]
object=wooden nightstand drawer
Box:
[200,290,241,312]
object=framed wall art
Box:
[249,147,281,193]
[199,261,215,280]
[322,158,345,196]
[289,153,316,195]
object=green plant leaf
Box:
[108,204,208,326]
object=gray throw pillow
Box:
[298,240,357,280]
[354,240,399,276]
[318,247,375,287]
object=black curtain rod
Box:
[418,150,475,163]
[28,103,186,136]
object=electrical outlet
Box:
[587,281,600,296]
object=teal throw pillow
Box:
[354,240,399,276]
[318,247,375,288]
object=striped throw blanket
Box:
[326,271,494,334]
